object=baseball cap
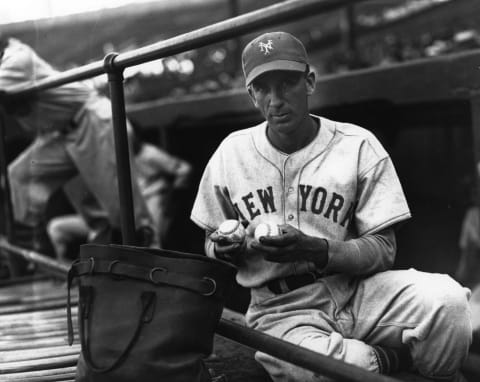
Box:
[242,31,308,86]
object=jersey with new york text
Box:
[191,115,411,287]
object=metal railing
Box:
[0,1,404,381]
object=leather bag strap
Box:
[70,258,218,296]
[66,257,218,345]
[67,266,77,346]
[78,287,156,373]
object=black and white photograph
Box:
[0,1,479,381]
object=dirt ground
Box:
[207,335,272,382]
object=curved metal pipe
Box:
[4,0,365,96]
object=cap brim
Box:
[246,60,307,86]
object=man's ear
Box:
[247,86,259,107]
[306,71,316,96]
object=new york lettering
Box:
[234,184,354,227]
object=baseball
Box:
[254,222,280,241]
[217,219,246,243]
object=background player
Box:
[47,135,193,260]
[0,36,157,250]
[191,31,472,381]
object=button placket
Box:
[283,158,298,225]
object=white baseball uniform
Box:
[191,115,471,381]
[191,115,410,286]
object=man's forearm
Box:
[324,227,397,276]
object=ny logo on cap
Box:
[258,40,273,55]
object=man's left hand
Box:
[251,224,328,267]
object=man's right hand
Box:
[209,230,247,264]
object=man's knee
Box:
[46,219,60,237]
[412,274,472,363]
[428,275,470,324]
[411,272,470,316]
[47,219,68,245]
[435,277,472,346]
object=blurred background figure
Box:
[47,214,89,262]
[455,161,480,350]
[46,133,192,261]
[130,133,193,246]
[455,161,480,289]
[0,36,157,256]
[46,177,110,262]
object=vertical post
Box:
[0,107,27,277]
[103,53,137,245]
[0,107,14,241]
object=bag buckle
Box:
[108,260,126,281]
[149,267,168,284]
[202,277,217,296]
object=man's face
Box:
[248,70,315,136]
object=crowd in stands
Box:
[95,24,480,105]
[326,28,480,74]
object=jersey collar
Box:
[251,114,335,167]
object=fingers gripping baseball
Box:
[252,224,300,262]
[252,224,328,266]
[210,219,247,263]
[210,220,328,267]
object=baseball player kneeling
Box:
[191,31,472,382]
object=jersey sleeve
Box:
[355,143,411,236]
[190,145,239,233]
[326,227,396,275]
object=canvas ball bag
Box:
[67,243,236,382]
